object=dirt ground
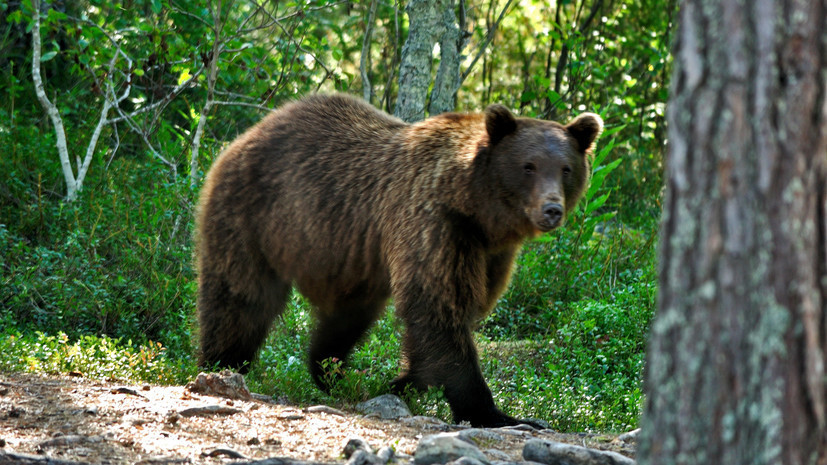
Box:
[0,372,636,464]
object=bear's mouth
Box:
[534,217,563,232]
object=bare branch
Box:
[104,67,205,125]
[211,101,274,112]
[460,0,515,82]
[30,0,77,201]
[360,0,379,103]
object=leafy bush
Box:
[0,114,198,361]
[0,331,191,383]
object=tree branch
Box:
[30,0,77,201]
[460,0,514,83]
[360,0,379,103]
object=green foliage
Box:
[0,112,197,361]
[0,331,191,383]
[243,300,403,406]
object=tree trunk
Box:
[637,1,827,464]
[427,2,462,116]
[394,0,462,122]
[394,0,447,122]
[360,0,379,104]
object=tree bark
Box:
[360,0,379,103]
[394,0,447,122]
[638,1,827,464]
[427,2,462,116]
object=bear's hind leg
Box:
[309,297,386,391]
[198,272,291,373]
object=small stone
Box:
[414,433,491,465]
[178,405,242,417]
[491,462,546,465]
[457,429,505,446]
[305,405,346,416]
[376,446,395,463]
[0,438,6,447]
[344,437,374,458]
[247,437,261,446]
[401,415,450,431]
[616,428,640,443]
[202,448,247,459]
[483,449,512,461]
[356,394,412,420]
[446,458,487,465]
[346,449,386,465]
[251,393,276,403]
[522,439,635,465]
[186,370,251,400]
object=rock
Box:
[37,434,103,449]
[305,405,346,416]
[177,405,242,417]
[376,446,395,463]
[491,461,546,465]
[202,448,248,459]
[111,387,146,398]
[400,415,450,431]
[346,449,387,465]
[186,370,252,400]
[234,458,331,465]
[356,394,412,420]
[446,457,487,465]
[492,428,533,438]
[0,451,91,465]
[344,437,374,458]
[414,433,491,465]
[615,429,640,443]
[483,449,512,461]
[522,439,635,465]
[457,429,505,446]
[251,392,277,403]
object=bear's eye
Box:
[523,163,536,174]
[562,166,572,176]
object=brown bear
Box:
[195,93,602,427]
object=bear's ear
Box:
[485,104,517,146]
[566,113,604,153]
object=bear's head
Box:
[484,105,603,234]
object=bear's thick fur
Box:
[196,94,602,427]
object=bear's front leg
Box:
[392,320,539,428]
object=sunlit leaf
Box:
[40,50,57,62]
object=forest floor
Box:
[0,372,636,464]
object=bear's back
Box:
[199,95,416,306]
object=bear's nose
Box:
[542,203,564,225]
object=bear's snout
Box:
[538,202,564,231]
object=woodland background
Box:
[0,0,675,433]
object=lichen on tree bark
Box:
[638,0,827,464]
